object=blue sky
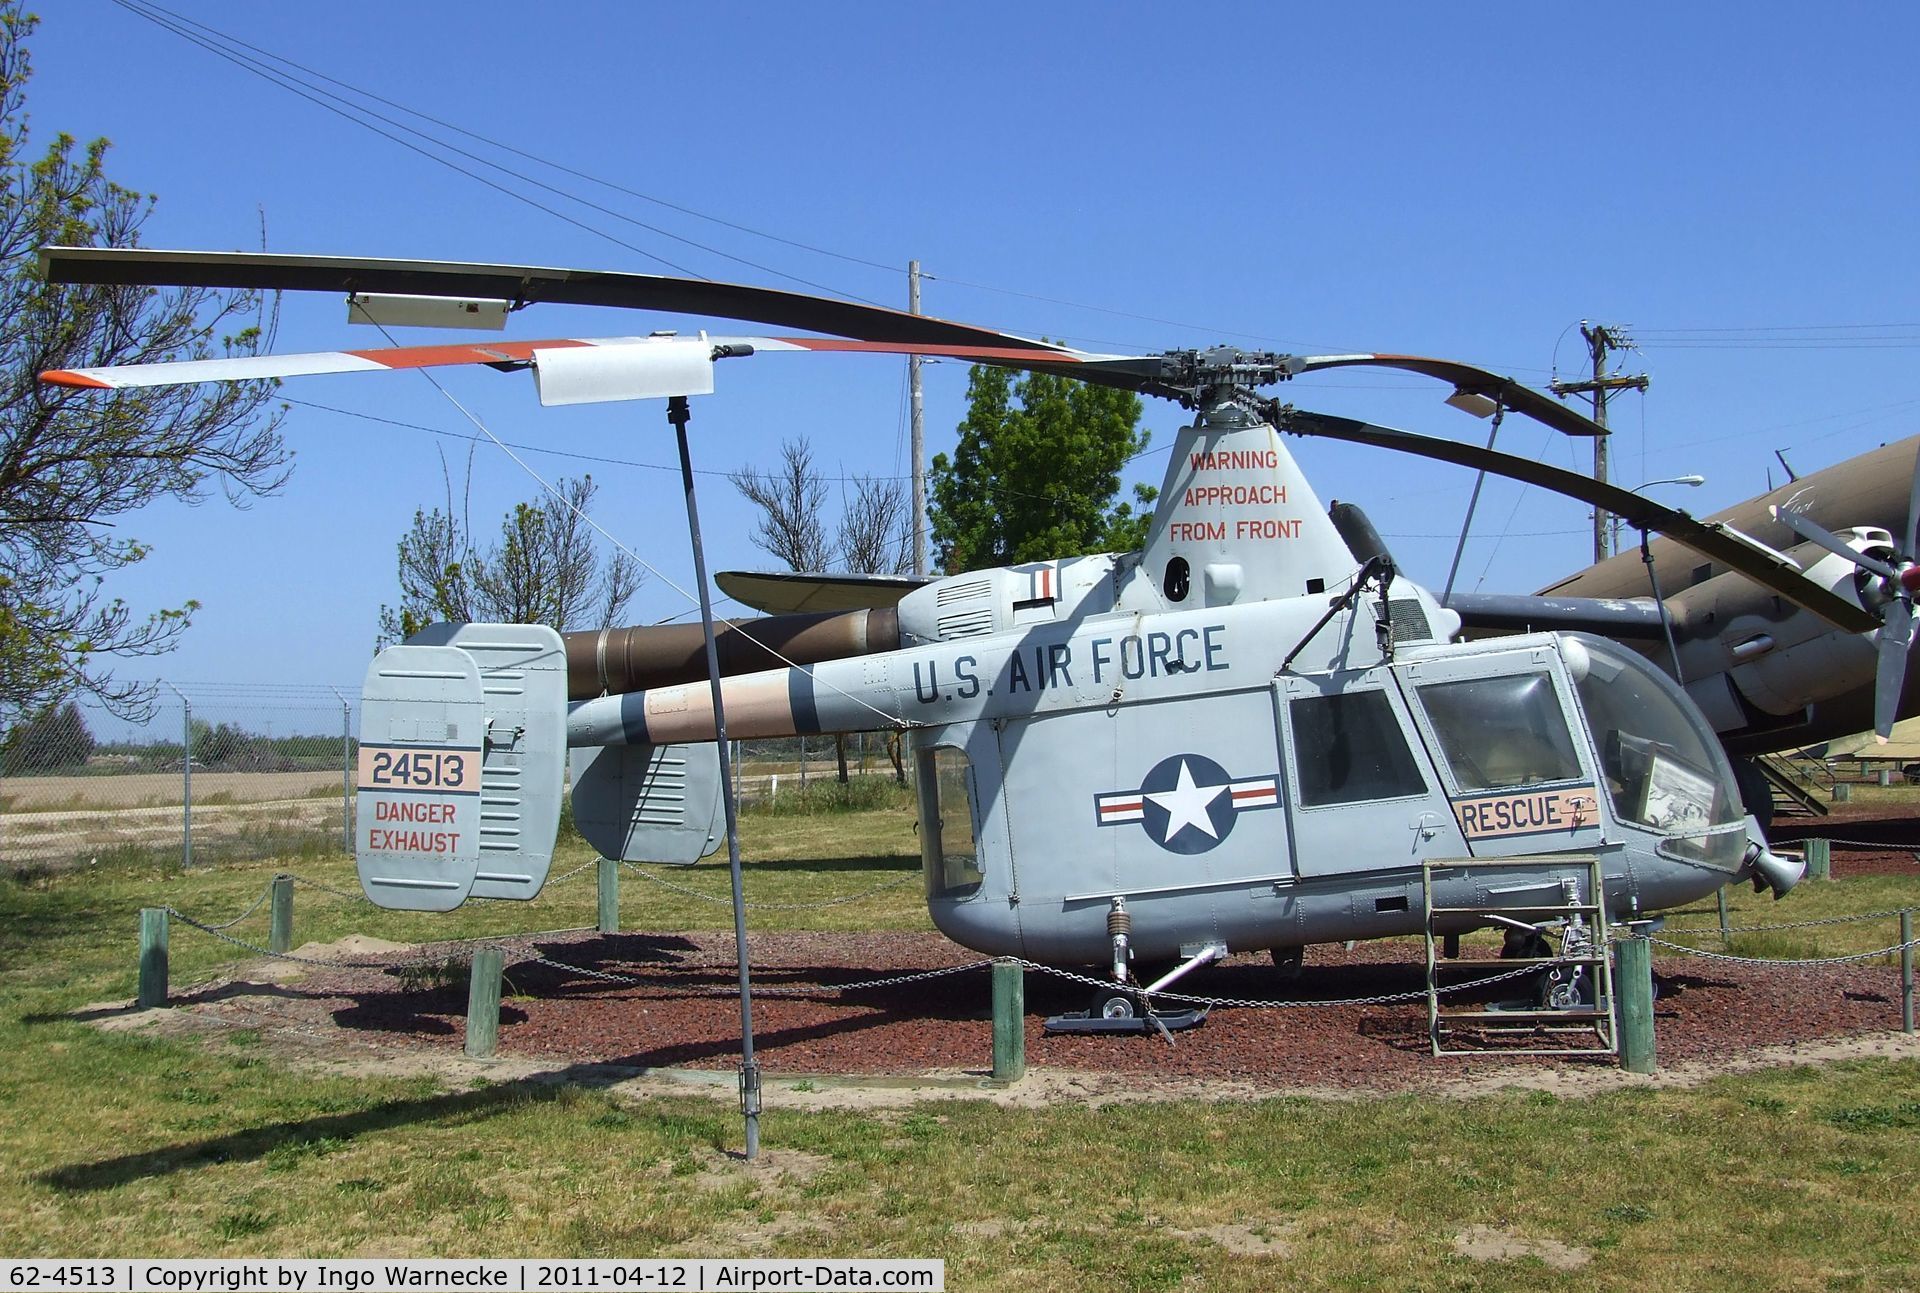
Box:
[27,2,1920,721]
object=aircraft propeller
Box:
[1768,448,1920,738]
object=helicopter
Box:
[42,246,1847,1017]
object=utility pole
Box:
[908,260,928,577]
[1550,321,1649,562]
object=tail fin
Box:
[357,624,568,909]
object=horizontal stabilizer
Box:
[570,742,724,865]
[716,570,928,615]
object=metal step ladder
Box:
[1757,753,1830,820]
[1422,855,1618,1058]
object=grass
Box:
[1,802,1919,1287]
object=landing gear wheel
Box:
[1536,964,1596,1010]
[1090,986,1141,1020]
[1272,947,1304,984]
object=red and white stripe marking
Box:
[40,334,1112,392]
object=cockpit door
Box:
[1392,645,1608,859]
[1275,669,1468,877]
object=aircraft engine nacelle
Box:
[1670,547,1879,729]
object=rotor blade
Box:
[1875,599,1913,739]
[1280,407,1881,633]
[1768,505,1901,580]
[40,333,1159,393]
[1294,354,1607,439]
[41,246,1072,354]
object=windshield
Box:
[1567,634,1745,870]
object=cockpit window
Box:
[1417,673,1584,791]
[1289,690,1428,806]
[917,744,981,898]
[1567,634,1743,868]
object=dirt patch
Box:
[1165,1219,1294,1257]
[106,922,1920,1110]
[1452,1225,1591,1269]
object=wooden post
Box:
[1717,886,1732,948]
[138,908,169,1009]
[465,947,504,1059]
[1806,838,1832,882]
[1902,910,1914,1036]
[269,875,294,954]
[597,858,619,935]
[1617,936,1656,1074]
[991,959,1026,1081]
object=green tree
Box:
[0,4,288,726]
[379,472,640,644]
[1,697,92,772]
[928,364,1154,573]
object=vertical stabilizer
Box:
[1139,404,1358,607]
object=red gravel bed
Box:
[191,927,1913,1093]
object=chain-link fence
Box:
[1,683,358,872]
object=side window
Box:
[1290,690,1427,806]
[916,744,981,897]
[1417,673,1583,792]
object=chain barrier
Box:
[191,884,275,931]
[285,872,373,903]
[1647,935,1920,968]
[164,906,520,971]
[1657,906,1917,936]
[619,860,919,911]
[1791,837,1920,852]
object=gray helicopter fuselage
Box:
[894,584,1757,964]
[562,410,1778,967]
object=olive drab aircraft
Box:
[47,245,1892,1017]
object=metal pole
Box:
[1717,886,1731,949]
[165,683,192,871]
[333,687,352,853]
[669,395,762,1159]
[1441,406,1503,603]
[909,260,927,578]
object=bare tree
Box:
[836,473,911,575]
[731,438,830,572]
[380,472,640,644]
[733,440,918,783]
